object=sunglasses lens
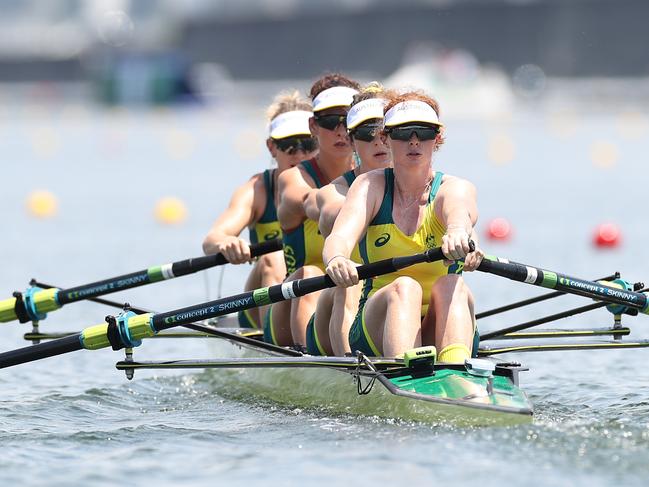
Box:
[351,125,379,142]
[274,137,317,154]
[388,126,439,141]
[315,115,346,131]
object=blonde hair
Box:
[351,81,393,106]
[266,90,312,123]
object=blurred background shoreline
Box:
[1,0,648,115]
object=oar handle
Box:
[171,238,283,276]
[477,256,649,313]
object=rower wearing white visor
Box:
[303,82,393,356]
[203,91,317,329]
[323,91,484,362]
[264,73,361,348]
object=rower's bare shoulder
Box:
[439,174,476,196]
[278,164,314,191]
[353,168,386,190]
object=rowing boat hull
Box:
[200,336,533,427]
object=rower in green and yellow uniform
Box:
[264,73,360,347]
[203,91,318,328]
[323,91,484,362]
[303,83,392,356]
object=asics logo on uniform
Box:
[374,233,391,247]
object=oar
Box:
[475,273,619,319]
[477,256,649,313]
[0,239,282,324]
[0,246,446,369]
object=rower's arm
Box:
[277,166,313,230]
[434,176,478,231]
[303,187,321,223]
[323,172,381,262]
[434,176,483,270]
[202,175,263,255]
[316,178,348,238]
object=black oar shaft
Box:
[477,257,649,313]
[0,335,81,368]
[476,274,618,319]
[57,239,282,305]
[0,247,446,369]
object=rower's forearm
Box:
[323,234,353,264]
[202,231,237,255]
[318,202,341,239]
[303,190,320,222]
[444,209,476,232]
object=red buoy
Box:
[486,218,512,241]
[594,223,621,248]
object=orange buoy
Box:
[593,223,621,248]
[486,218,512,241]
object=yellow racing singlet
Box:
[358,168,462,315]
[282,159,326,274]
[249,169,282,244]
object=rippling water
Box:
[1,97,649,486]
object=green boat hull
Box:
[200,339,533,426]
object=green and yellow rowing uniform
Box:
[239,169,282,329]
[350,168,462,356]
[249,169,282,245]
[282,159,327,274]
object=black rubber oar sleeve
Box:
[171,239,282,276]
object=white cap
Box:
[384,100,443,128]
[269,110,313,139]
[312,86,358,112]
[346,98,385,130]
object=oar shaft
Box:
[477,257,649,313]
[0,335,81,368]
[0,239,282,323]
[58,239,282,305]
[0,247,445,369]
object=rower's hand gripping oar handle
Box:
[171,238,283,276]
[477,255,649,314]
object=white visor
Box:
[312,86,358,112]
[346,98,385,130]
[384,100,443,127]
[269,110,313,139]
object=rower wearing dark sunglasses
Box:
[203,90,317,329]
[303,83,393,356]
[264,74,360,348]
[323,91,484,362]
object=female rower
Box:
[323,91,483,362]
[305,84,392,356]
[202,90,317,329]
[264,73,360,348]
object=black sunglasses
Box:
[350,124,382,142]
[273,136,317,154]
[314,114,347,131]
[385,125,440,141]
